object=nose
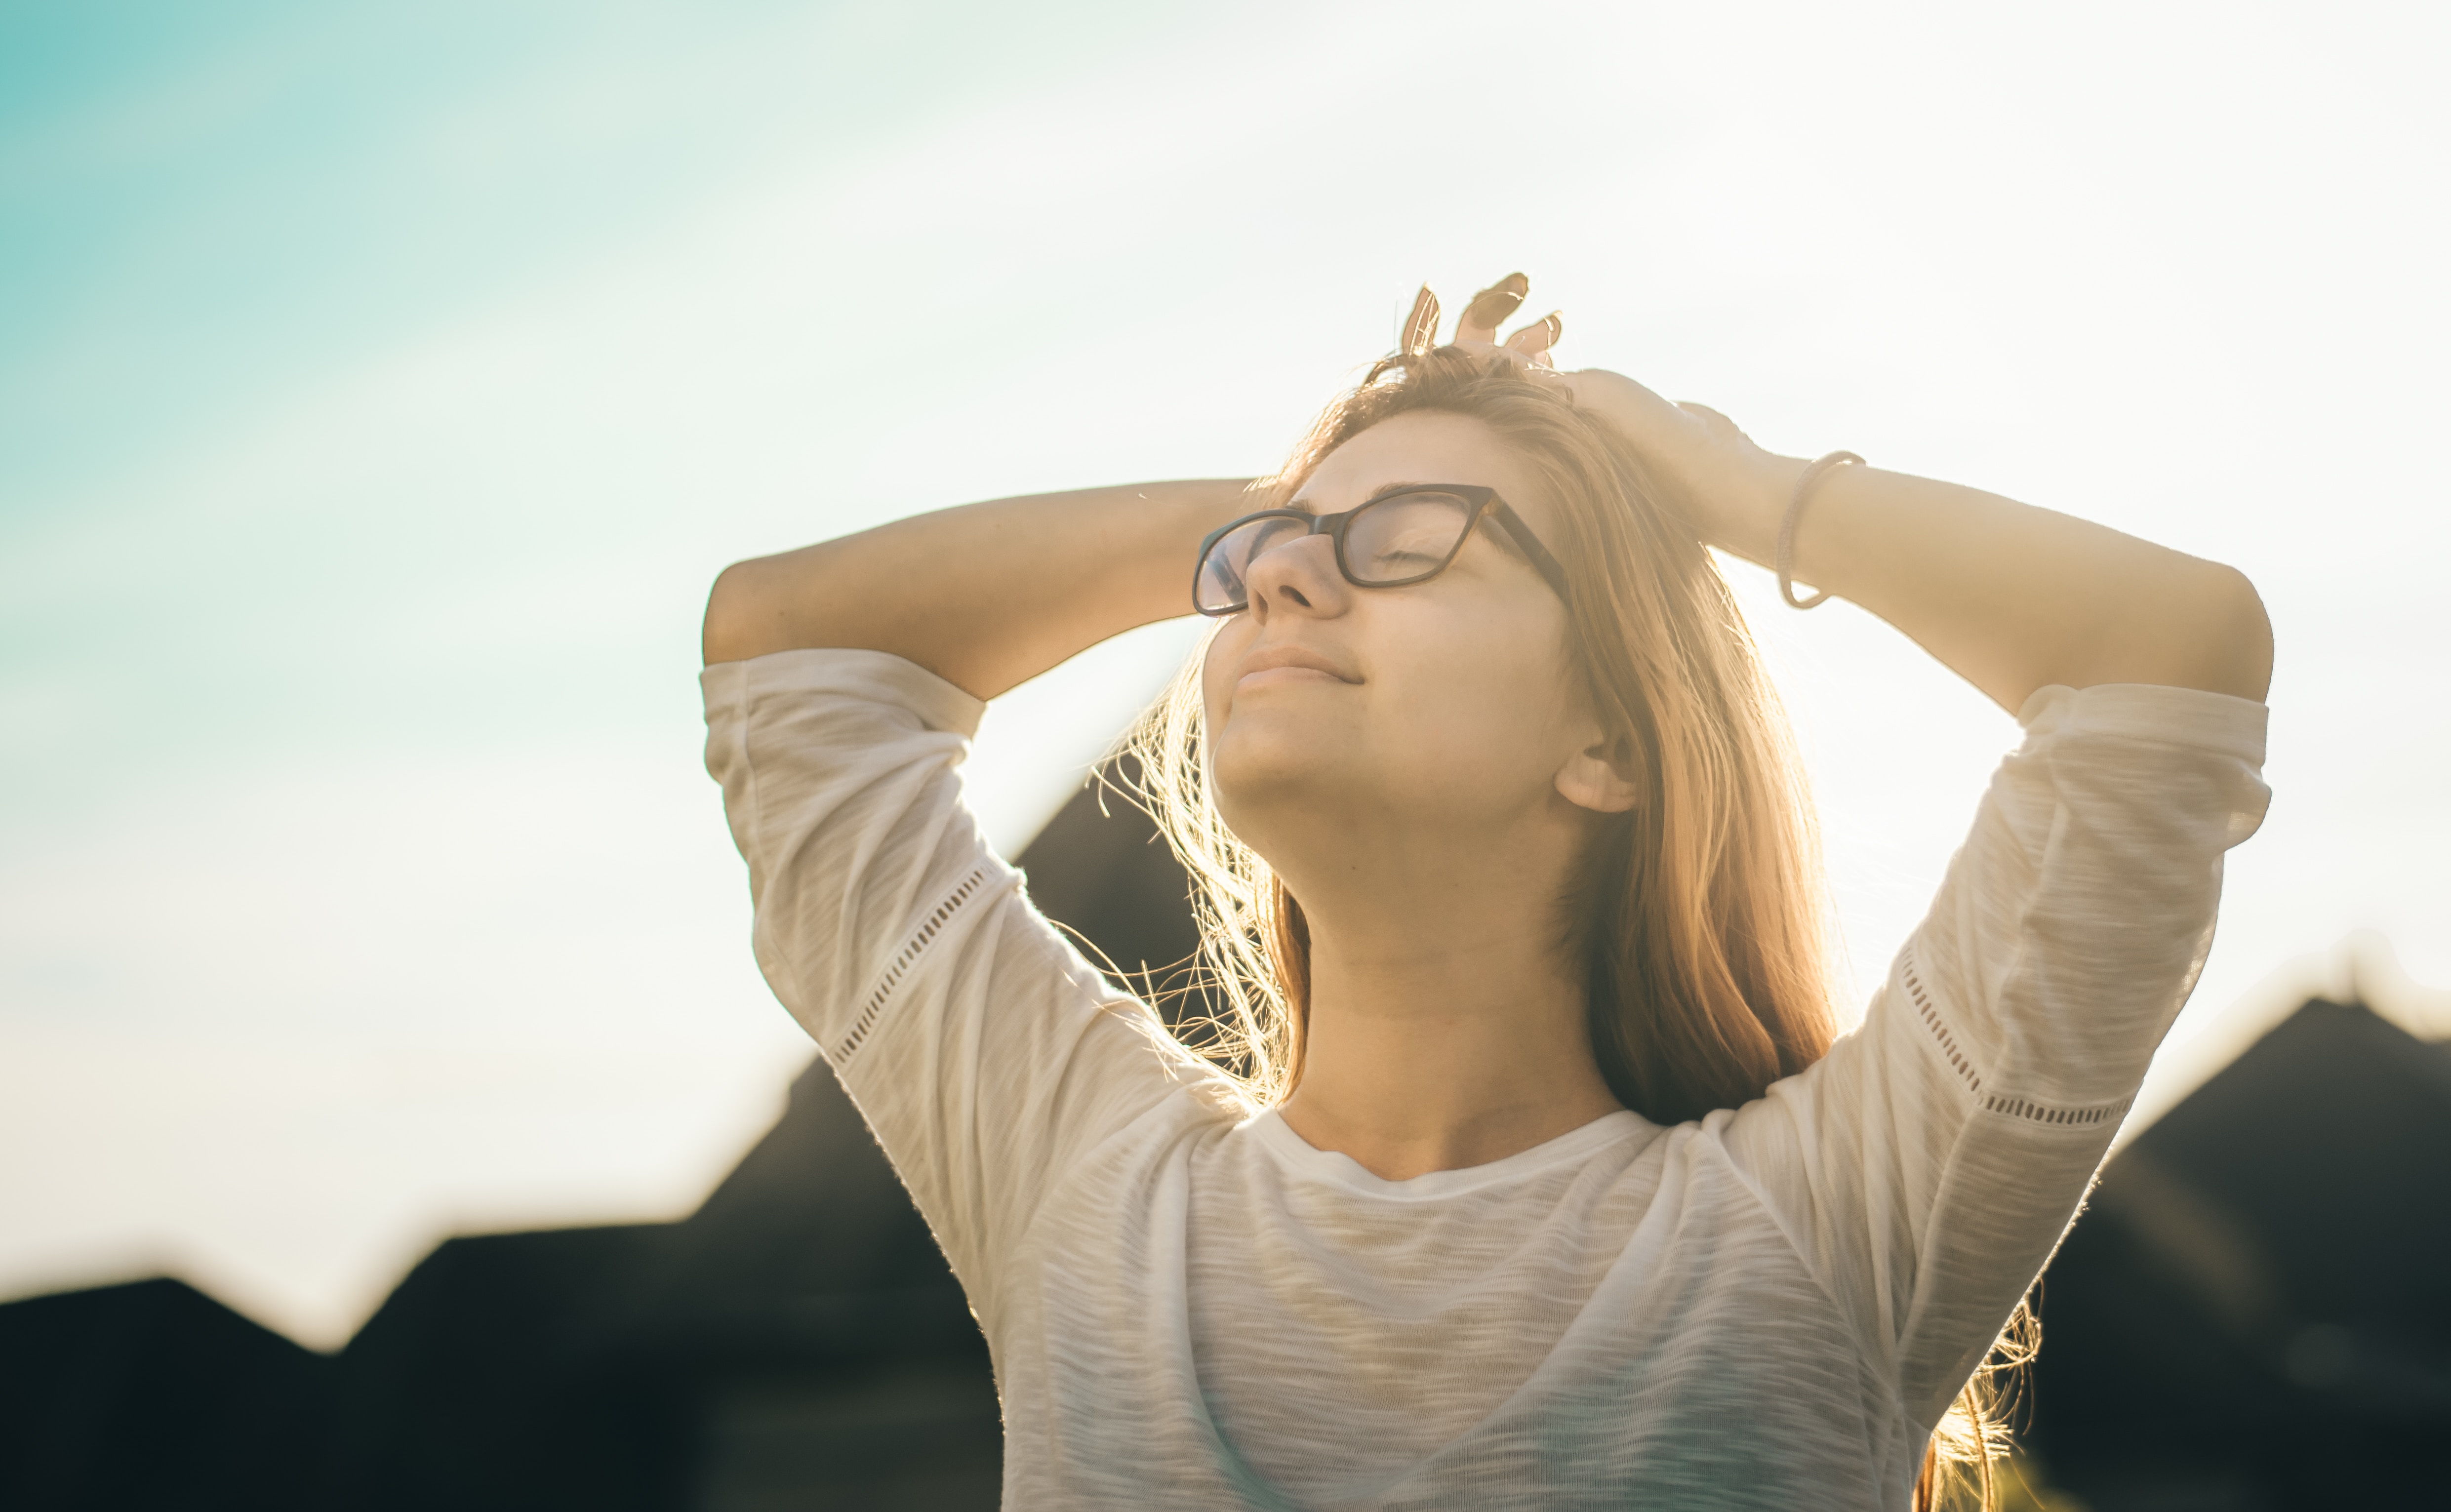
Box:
[1242,531,1350,622]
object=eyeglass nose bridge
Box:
[1236,512,1347,604]
[1193,509,1337,616]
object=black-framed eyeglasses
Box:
[1192,484,1570,617]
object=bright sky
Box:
[3,0,2445,1348]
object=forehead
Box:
[1294,410,1552,521]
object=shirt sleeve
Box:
[702,648,1228,1315]
[1717,682,2271,1429]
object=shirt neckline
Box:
[1243,1106,1650,1200]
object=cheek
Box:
[1409,640,1573,755]
[1370,601,1584,798]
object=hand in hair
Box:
[1448,272,1565,368]
[1439,275,1790,554]
[1434,273,2270,711]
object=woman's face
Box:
[1202,410,1604,860]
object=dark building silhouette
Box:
[2021,996,2451,1508]
[3,772,2445,1510]
[0,1276,332,1512]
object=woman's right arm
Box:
[700,478,1258,1308]
[701,479,1257,692]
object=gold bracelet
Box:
[1775,451,1864,610]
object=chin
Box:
[1208,715,1359,835]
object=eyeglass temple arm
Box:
[1488,503,1572,601]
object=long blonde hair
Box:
[1128,347,2028,1508]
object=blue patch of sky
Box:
[0,0,1244,842]
[0,0,1189,524]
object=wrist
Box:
[1770,452,1867,609]
[1155,476,1258,523]
[1123,479,1257,609]
[1699,453,1808,567]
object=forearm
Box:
[702,478,1255,698]
[1726,459,2273,713]
[1554,369,2272,713]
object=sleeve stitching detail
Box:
[1902,947,2136,1130]
[1976,1090,2133,1128]
[832,866,990,1065]
[1903,952,1982,1096]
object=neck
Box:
[1269,815,1625,1182]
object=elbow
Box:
[701,558,767,668]
[2195,562,2274,703]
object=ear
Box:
[1554,729,1643,814]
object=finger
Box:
[1398,285,1441,355]
[1504,310,1563,368]
[1455,273,1528,346]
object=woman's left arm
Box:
[1559,369,2274,712]
[1587,371,2281,1422]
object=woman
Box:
[699,276,2272,1510]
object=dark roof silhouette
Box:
[3,770,2445,1511]
[0,1276,331,1512]
[2023,996,2451,1506]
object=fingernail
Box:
[1465,273,1529,328]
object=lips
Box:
[1236,643,1360,684]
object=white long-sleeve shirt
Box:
[702,648,2270,1510]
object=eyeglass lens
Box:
[1195,491,1480,614]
